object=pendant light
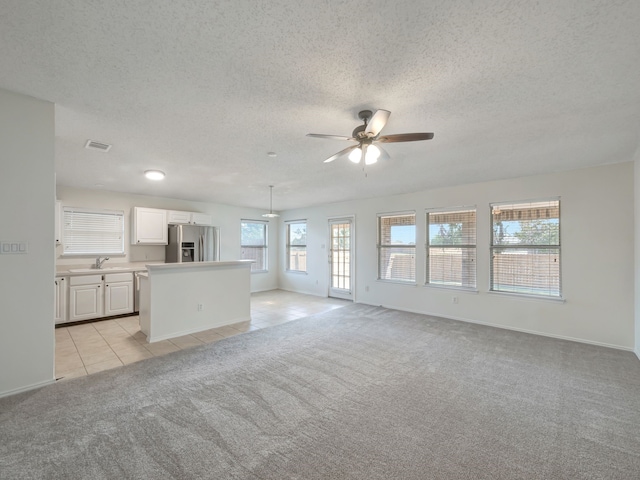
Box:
[262,185,279,218]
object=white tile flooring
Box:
[55,290,350,381]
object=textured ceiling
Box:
[1,0,639,210]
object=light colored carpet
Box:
[1,304,640,479]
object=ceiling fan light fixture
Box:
[262,185,280,218]
[365,144,380,165]
[144,169,165,180]
[348,147,362,163]
[308,108,434,165]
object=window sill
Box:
[61,253,125,258]
[250,270,269,274]
[424,284,478,294]
[286,270,308,275]
[377,279,418,287]
[488,290,565,303]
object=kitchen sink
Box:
[68,267,133,273]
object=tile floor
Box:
[55,289,350,381]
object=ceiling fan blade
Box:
[377,132,434,143]
[324,145,358,163]
[364,109,391,137]
[307,134,355,141]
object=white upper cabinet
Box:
[167,210,214,226]
[131,207,168,245]
[190,212,213,226]
[167,210,192,225]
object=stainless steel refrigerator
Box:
[166,224,220,263]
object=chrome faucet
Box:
[94,256,110,269]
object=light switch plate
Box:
[0,241,28,254]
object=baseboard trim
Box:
[355,301,633,352]
[635,349,640,362]
[278,287,327,298]
[147,315,252,343]
[251,287,278,294]
[0,378,55,399]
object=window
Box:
[491,199,561,298]
[241,220,268,272]
[286,221,307,272]
[427,208,476,289]
[63,207,125,256]
[378,212,416,283]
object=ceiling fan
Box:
[307,109,434,165]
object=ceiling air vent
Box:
[85,140,112,152]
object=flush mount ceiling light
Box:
[144,170,165,180]
[262,185,280,218]
[307,109,434,165]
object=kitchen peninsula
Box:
[139,260,253,343]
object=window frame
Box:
[426,206,477,291]
[490,198,562,300]
[240,219,268,273]
[62,206,125,257]
[377,211,417,284]
[286,220,307,273]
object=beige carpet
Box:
[1,304,640,479]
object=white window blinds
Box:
[490,199,561,297]
[286,221,307,272]
[427,208,476,288]
[63,207,125,256]
[241,220,268,272]
[378,213,416,282]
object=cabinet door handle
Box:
[55,280,58,286]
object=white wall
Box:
[0,89,55,397]
[280,162,635,350]
[56,187,279,293]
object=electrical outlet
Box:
[365,285,370,292]
[452,296,459,304]
[197,303,204,311]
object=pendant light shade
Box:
[262,185,279,218]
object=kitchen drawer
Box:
[105,272,133,283]
[69,274,102,286]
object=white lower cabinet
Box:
[65,272,134,323]
[54,277,68,324]
[104,273,134,316]
[69,275,104,322]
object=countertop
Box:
[55,262,163,277]
[55,260,253,277]
[146,260,254,272]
